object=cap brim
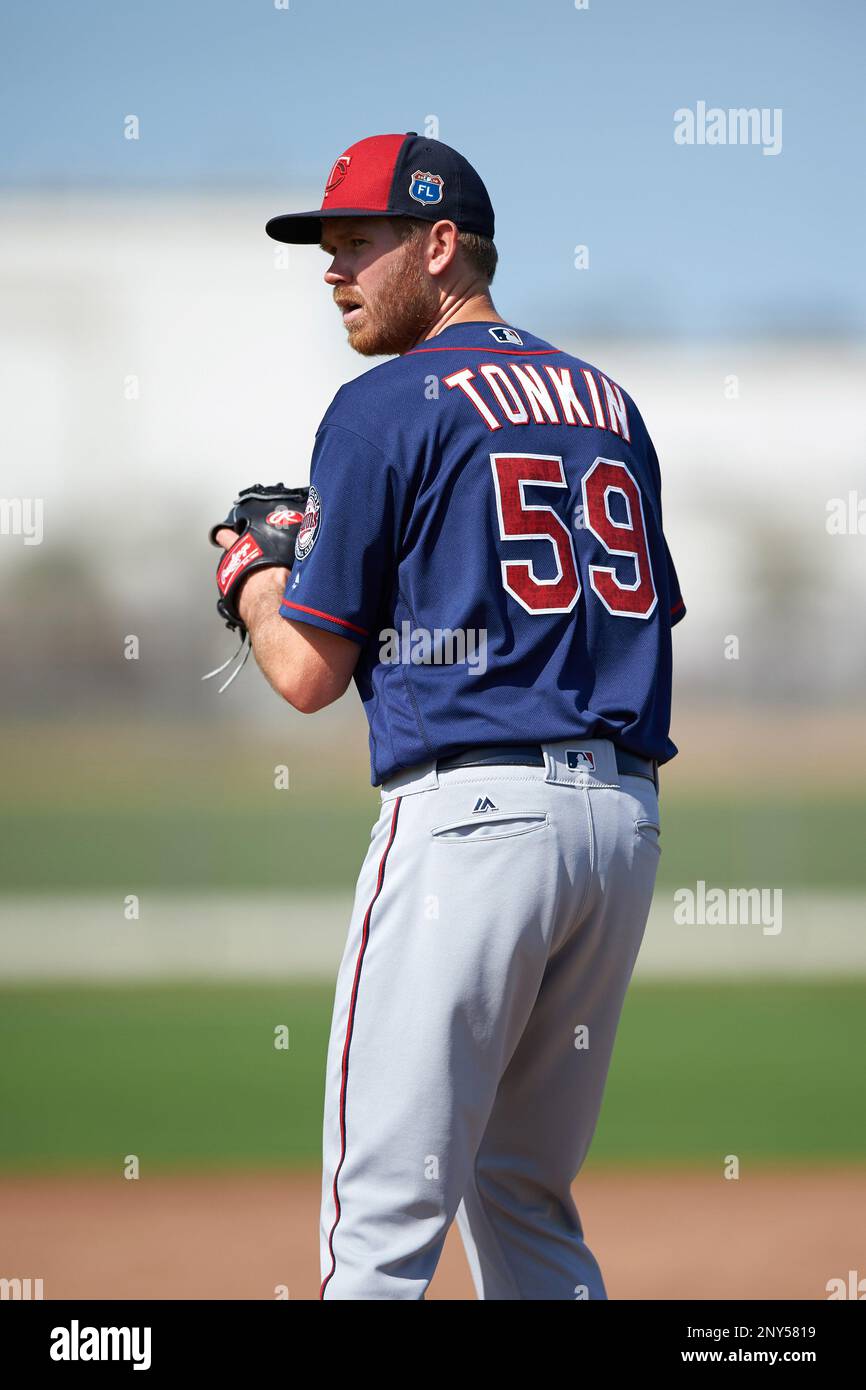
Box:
[265,208,415,244]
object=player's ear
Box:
[427,220,459,276]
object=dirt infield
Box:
[2,1167,862,1300]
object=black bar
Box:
[3,1298,859,1373]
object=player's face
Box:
[320,218,439,356]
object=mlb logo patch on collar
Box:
[489,326,523,346]
[566,749,596,772]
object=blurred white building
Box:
[1,194,864,708]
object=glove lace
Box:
[201,633,252,694]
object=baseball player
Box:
[209,131,685,1300]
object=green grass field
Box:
[1,721,864,893]
[2,980,864,1173]
[3,798,866,893]
[2,725,863,1175]
[3,719,866,893]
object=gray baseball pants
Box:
[318,738,661,1300]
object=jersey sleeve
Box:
[642,431,686,627]
[664,537,687,626]
[279,422,405,644]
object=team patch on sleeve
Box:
[295,485,321,560]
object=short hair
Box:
[393,216,498,285]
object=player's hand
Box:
[215,527,289,626]
[206,482,308,644]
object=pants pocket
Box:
[431,812,549,843]
[634,819,661,854]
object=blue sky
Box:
[2,0,863,339]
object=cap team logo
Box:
[566,749,596,772]
[325,156,351,194]
[409,170,444,206]
[295,486,321,560]
[266,506,304,528]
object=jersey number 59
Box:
[490,453,658,619]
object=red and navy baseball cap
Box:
[265,132,495,245]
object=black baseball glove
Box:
[208,482,309,634]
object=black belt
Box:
[436,743,658,786]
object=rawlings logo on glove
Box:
[216,535,264,594]
[203,482,309,693]
[208,481,310,633]
[266,506,305,528]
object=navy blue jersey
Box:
[281,321,685,785]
